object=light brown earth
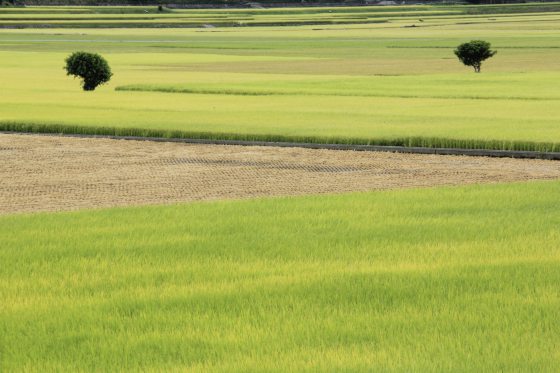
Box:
[1,133,560,215]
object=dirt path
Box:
[1,133,560,215]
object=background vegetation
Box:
[3,0,542,7]
[9,0,560,7]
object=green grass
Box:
[115,72,560,100]
[4,4,560,372]
[3,5,560,372]
[0,7,560,151]
[2,181,560,371]
[2,6,560,150]
[2,3,560,28]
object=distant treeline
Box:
[6,0,560,7]
[6,0,375,5]
[8,0,391,5]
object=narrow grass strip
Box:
[2,121,560,153]
[115,84,560,101]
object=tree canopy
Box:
[454,40,496,73]
[65,51,112,91]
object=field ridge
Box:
[3,121,560,153]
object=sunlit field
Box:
[2,181,560,371]
[2,4,560,372]
[2,4,560,149]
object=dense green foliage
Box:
[14,0,364,5]
[5,0,543,7]
[2,181,560,371]
[454,40,497,72]
[65,51,112,90]
[9,0,560,11]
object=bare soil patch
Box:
[2,133,560,215]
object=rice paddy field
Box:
[2,3,560,149]
[2,3,560,372]
[2,181,560,371]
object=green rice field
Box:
[2,181,560,371]
[2,4,560,372]
[2,4,560,150]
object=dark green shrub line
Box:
[1,121,559,152]
[1,18,388,29]
[115,85,280,96]
[115,85,560,101]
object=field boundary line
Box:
[3,131,560,160]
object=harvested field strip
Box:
[3,122,560,153]
[1,133,560,215]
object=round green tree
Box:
[454,40,496,73]
[64,52,112,91]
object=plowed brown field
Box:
[2,133,560,215]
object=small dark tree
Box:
[454,40,496,73]
[64,51,112,91]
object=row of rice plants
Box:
[3,121,559,153]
